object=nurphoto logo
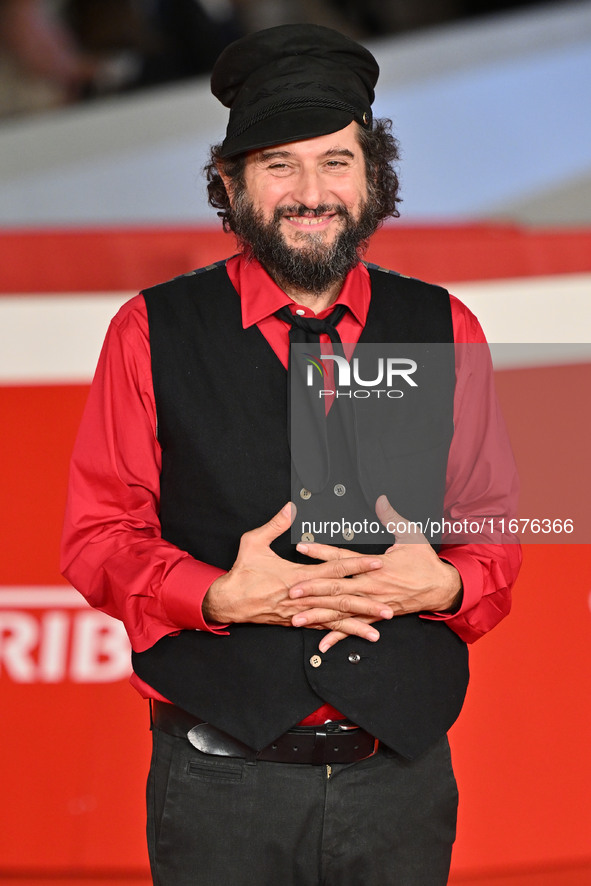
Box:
[303,353,418,399]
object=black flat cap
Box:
[211,24,379,158]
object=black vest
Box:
[133,261,469,759]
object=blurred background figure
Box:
[0,0,98,115]
[64,0,244,90]
[0,1,556,120]
[0,0,245,118]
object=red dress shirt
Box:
[61,255,522,710]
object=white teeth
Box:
[286,216,330,225]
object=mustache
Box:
[231,191,379,294]
[274,204,349,219]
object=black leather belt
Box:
[151,701,379,765]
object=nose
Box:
[290,168,325,209]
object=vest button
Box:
[301,533,314,543]
[342,528,355,542]
[300,488,312,500]
[309,655,322,668]
[333,483,346,496]
[348,652,361,664]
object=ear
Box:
[217,164,236,208]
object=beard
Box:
[231,193,381,296]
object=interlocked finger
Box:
[306,555,382,581]
[293,609,381,643]
[292,594,392,624]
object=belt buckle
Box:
[326,721,359,733]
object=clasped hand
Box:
[203,497,461,651]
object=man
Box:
[61,24,521,886]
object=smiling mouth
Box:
[285,215,335,225]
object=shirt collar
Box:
[227,253,371,329]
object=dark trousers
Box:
[147,727,458,885]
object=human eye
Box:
[262,161,295,177]
[324,157,351,171]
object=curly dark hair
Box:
[204,118,401,233]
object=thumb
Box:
[249,501,296,547]
[375,495,422,542]
[375,494,402,527]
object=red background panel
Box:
[0,680,149,870]
[0,386,89,585]
[0,224,590,292]
[0,226,589,880]
[495,364,591,542]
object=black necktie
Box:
[277,304,349,493]
[276,304,348,348]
